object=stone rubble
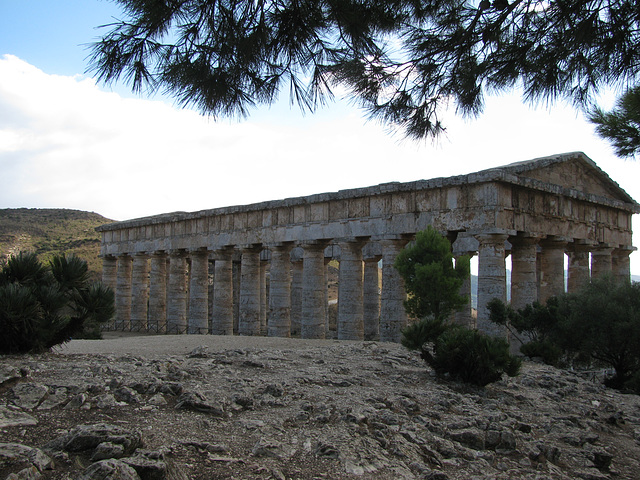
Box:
[1,339,639,479]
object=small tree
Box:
[488,297,565,365]
[397,227,520,386]
[394,226,469,321]
[563,277,640,391]
[0,252,115,354]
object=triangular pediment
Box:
[494,152,637,206]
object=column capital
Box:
[474,232,510,244]
[567,239,596,253]
[508,233,543,247]
[593,242,615,253]
[264,241,295,250]
[300,239,332,248]
[540,235,570,246]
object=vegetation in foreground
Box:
[489,276,640,394]
[396,227,521,386]
[0,252,115,354]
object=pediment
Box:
[497,152,637,206]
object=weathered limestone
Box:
[131,254,149,331]
[301,241,330,339]
[211,248,234,335]
[363,256,381,340]
[509,235,540,310]
[290,253,303,337]
[260,258,268,335]
[167,251,188,334]
[238,246,262,336]
[97,153,639,341]
[101,256,117,293]
[379,237,410,343]
[149,252,167,333]
[453,252,474,328]
[115,255,133,330]
[337,239,368,340]
[188,249,209,334]
[268,243,294,337]
[538,237,567,304]
[613,247,634,284]
[591,244,614,279]
[476,233,509,337]
[567,242,592,293]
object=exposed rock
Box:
[9,384,48,410]
[1,337,639,479]
[76,459,141,480]
[43,424,142,456]
[0,443,52,473]
[0,407,37,428]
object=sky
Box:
[1,0,640,275]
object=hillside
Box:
[0,208,114,280]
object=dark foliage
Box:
[0,252,115,354]
[89,1,640,140]
[489,277,640,393]
[589,86,640,158]
[402,318,521,386]
[488,296,566,365]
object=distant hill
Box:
[0,208,114,280]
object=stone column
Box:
[211,248,234,335]
[567,242,591,292]
[167,250,188,334]
[612,246,634,284]
[591,244,614,279]
[324,257,331,336]
[268,243,293,337]
[115,254,133,330]
[380,237,409,343]
[238,245,262,336]
[453,252,475,328]
[301,241,330,339]
[290,249,304,336]
[101,256,117,292]
[149,252,167,333]
[337,238,367,340]
[509,235,539,310]
[188,248,209,334]
[475,233,509,337]
[538,237,567,304]
[260,257,268,335]
[363,256,381,340]
[131,253,149,331]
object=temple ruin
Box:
[97,152,639,342]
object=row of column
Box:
[102,237,411,342]
[470,233,633,337]
[103,233,634,342]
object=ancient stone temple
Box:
[97,152,639,342]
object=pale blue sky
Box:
[1,1,639,275]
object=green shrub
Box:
[0,252,114,353]
[402,318,521,386]
[489,277,640,394]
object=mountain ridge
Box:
[0,208,113,279]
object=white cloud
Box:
[1,54,640,274]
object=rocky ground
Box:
[1,334,640,480]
